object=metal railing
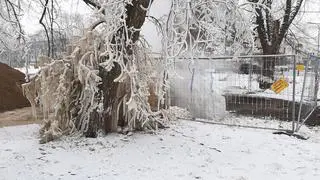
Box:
[169,54,319,132]
[296,55,320,131]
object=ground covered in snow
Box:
[1,119,320,180]
[0,107,40,128]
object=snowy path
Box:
[1,121,320,180]
[0,107,40,127]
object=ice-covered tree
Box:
[164,0,254,120]
[0,0,28,68]
[56,12,86,39]
[0,0,25,51]
[23,0,171,143]
[165,0,254,58]
[22,0,257,143]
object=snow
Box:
[209,71,314,101]
[1,119,320,180]
[15,66,40,77]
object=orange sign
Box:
[271,78,289,94]
[296,64,305,71]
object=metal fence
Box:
[295,55,320,131]
[169,54,319,132]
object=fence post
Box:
[297,58,309,129]
[248,57,253,92]
[314,56,319,106]
[292,55,297,133]
[292,55,319,132]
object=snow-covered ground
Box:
[198,69,318,102]
[15,66,40,78]
[0,107,40,128]
[1,119,320,180]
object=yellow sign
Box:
[271,78,289,94]
[296,64,305,71]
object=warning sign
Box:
[271,78,289,94]
[296,64,305,71]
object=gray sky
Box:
[20,0,320,53]
[292,0,320,53]
[21,0,91,34]
[141,0,171,52]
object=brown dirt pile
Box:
[0,62,30,112]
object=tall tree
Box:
[81,0,154,136]
[166,0,253,57]
[249,0,304,88]
[23,0,167,143]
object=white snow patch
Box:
[1,121,320,180]
[15,66,40,77]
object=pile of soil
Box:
[0,63,30,112]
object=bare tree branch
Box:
[39,0,51,57]
[4,0,25,43]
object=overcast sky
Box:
[292,0,320,53]
[21,0,170,52]
[21,0,91,34]
[20,0,320,53]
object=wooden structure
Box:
[224,93,320,126]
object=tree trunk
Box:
[252,0,304,89]
[94,0,152,134]
[260,49,277,89]
[258,20,281,89]
[100,63,122,132]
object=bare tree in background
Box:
[56,12,85,39]
[0,0,27,68]
[248,0,304,88]
[38,0,53,58]
[0,0,25,51]
[0,0,25,44]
